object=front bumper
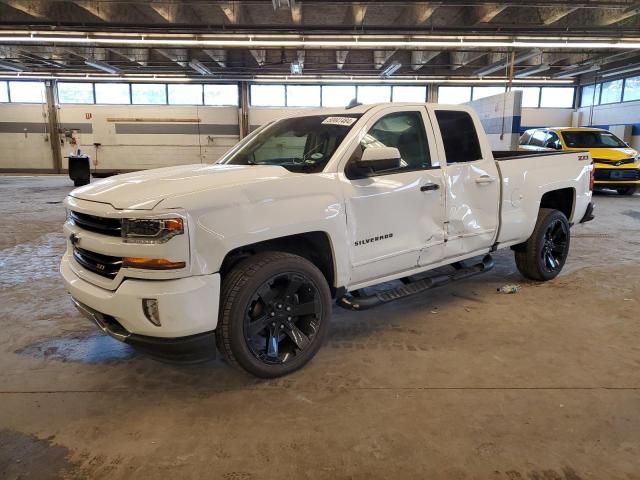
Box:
[61,252,220,340]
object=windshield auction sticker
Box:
[322,117,358,126]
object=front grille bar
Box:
[73,247,122,279]
[69,211,122,237]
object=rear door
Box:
[428,107,501,259]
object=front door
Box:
[429,108,501,258]
[342,107,446,285]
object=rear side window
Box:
[435,110,482,164]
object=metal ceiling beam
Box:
[538,6,581,24]
[474,49,542,76]
[155,48,189,67]
[249,49,266,66]
[352,2,368,26]
[108,48,149,66]
[415,3,439,24]
[450,50,486,71]
[468,4,508,24]
[595,4,640,25]
[204,49,227,68]
[373,50,395,69]
[219,1,240,24]
[411,50,441,71]
[72,1,119,22]
[336,50,348,70]
[0,0,49,18]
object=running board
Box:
[336,255,494,311]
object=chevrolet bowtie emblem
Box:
[69,233,80,246]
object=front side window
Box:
[435,110,482,164]
[354,111,431,172]
[220,114,361,173]
[561,130,627,148]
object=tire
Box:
[515,208,571,282]
[616,186,637,196]
[73,179,88,187]
[216,251,332,378]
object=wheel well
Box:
[540,188,575,220]
[220,231,337,295]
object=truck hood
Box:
[70,164,292,210]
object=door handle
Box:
[475,175,497,184]
[420,183,440,192]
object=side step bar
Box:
[336,255,494,311]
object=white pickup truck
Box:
[61,103,594,377]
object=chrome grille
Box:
[69,211,122,237]
[73,247,122,279]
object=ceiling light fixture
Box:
[1,32,640,50]
[475,50,542,77]
[381,61,402,77]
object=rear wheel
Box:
[216,252,331,378]
[515,208,570,281]
[616,186,637,196]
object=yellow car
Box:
[520,127,640,195]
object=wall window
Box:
[392,86,426,103]
[623,76,640,102]
[540,87,574,108]
[131,83,166,104]
[357,85,391,104]
[204,84,238,106]
[95,83,130,104]
[0,81,7,102]
[168,84,203,105]
[322,85,356,107]
[58,82,94,104]
[250,84,285,107]
[9,81,45,103]
[286,85,320,107]
[580,84,601,107]
[600,80,623,105]
[512,87,540,108]
[472,86,506,101]
[435,110,482,163]
[438,86,471,104]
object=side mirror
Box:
[356,146,401,172]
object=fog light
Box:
[142,299,161,326]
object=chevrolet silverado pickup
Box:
[61,103,595,377]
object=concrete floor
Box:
[1,175,639,480]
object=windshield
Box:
[219,114,362,173]
[561,131,628,148]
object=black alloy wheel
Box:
[541,218,569,274]
[244,272,322,365]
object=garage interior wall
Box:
[577,100,640,149]
[0,87,636,171]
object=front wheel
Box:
[515,208,570,281]
[216,252,331,378]
[616,186,637,196]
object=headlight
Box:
[122,217,184,244]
